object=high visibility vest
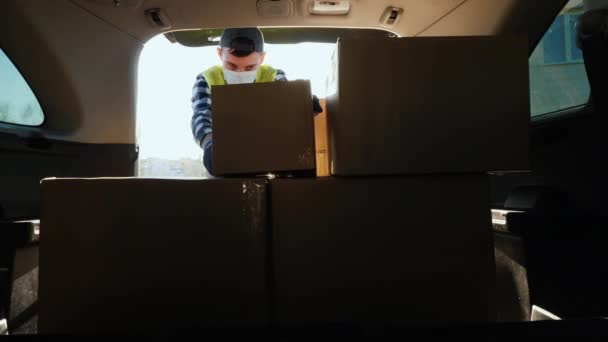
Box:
[201,65,278,88]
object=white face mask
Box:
[223,69,258,84]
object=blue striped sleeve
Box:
[191,74,213,148]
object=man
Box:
[191,27,322,174]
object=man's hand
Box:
[313,95,323,115]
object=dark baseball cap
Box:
[220,27,265,54]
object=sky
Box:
[0,49,44,126]
[136,35,336,160]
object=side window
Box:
[529,0,590,117]
[0,48,44,126]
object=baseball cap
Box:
[220,27,265,55]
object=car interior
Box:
[1,0,608,337]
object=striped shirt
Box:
[191,68,288,150]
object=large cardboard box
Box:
[327,35,530,176]
[39,178,269,333]
[212,80,316,176]
[271,175,496,325]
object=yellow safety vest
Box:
[201,65,278,88]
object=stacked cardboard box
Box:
[39,35,531,332]
[39,178,269,333]
[271,176,496,325]
[326,35,530,176]
[264,35,530,325]
[211,80,316,176]
[39,175,497,332]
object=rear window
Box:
[529,0,590,116]
[0,48,44,126]
[137,35,336,178]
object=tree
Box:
[0,103,10,122]
[20,103,35,124]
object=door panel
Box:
[0,132,137,219]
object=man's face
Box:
[217,47,266,72]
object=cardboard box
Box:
[212,80,316,176]
[271,175,496,325]
[39,178,269,333]
[327,35,530,175]
[314,99,330,177]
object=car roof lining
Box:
[70,0,568,52]
[168,27,397,47]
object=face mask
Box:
[223,69,258,84]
